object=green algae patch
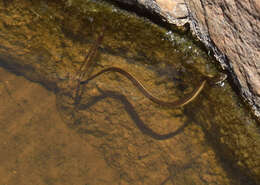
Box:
[0,0,259,184]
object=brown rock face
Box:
[111,0,189,25]
[186,0,260,118]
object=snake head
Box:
[207,72,228,86]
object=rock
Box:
[185,0,260,118]
[111,0,189,25]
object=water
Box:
[0,0,259,184]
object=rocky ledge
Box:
[111,0,260,119]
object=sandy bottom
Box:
[0,66,119,185]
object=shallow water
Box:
[0,0,259,184]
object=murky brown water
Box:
[0,0,259,185]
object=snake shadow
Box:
[78,88,191,140]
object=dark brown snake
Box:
[80,67,227,108]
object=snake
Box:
[80,67,227,108]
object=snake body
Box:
[80,67,227,108]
